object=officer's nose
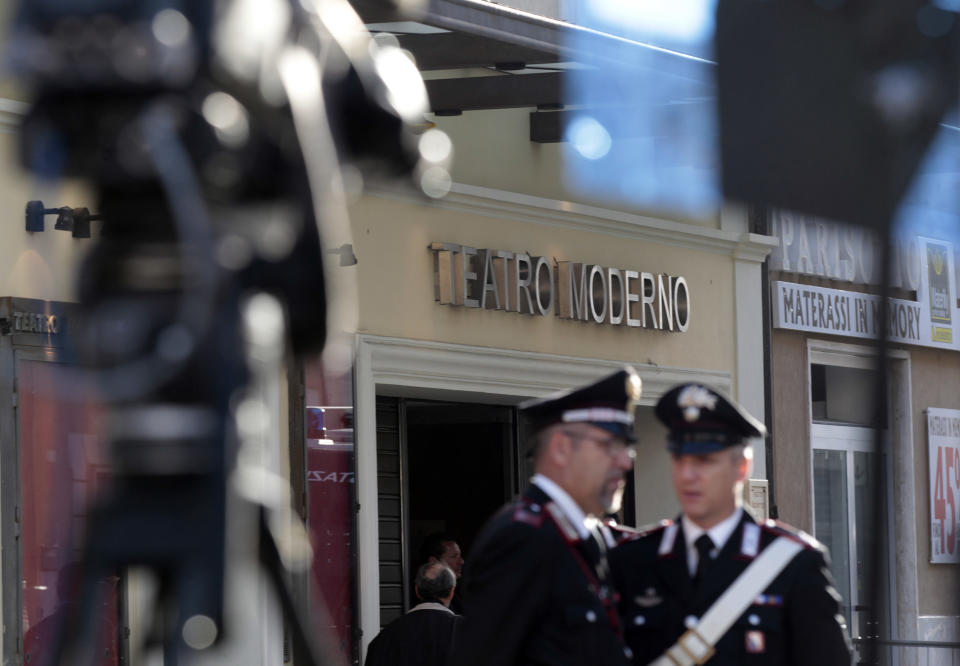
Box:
[676,456,697,480]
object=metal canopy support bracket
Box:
[398,31,555,70]
[530,110,566,143]
[426,72,561,113]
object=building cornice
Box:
[367,182,776,262]
[734,233,778,262]
[357,333,731,406]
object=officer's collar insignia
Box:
[740,522,760,558]
[634,588,663,607]
[677,385,718,422]
[658,523,679,556]
[544,501,581,543]
[598,523,617,549]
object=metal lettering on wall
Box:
[428,242,690,332]
[12,311,59,334]
[769,210,923,289]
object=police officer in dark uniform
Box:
[450,368,642,666]
[610,383,852,666]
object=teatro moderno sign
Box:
[428,241,691,332]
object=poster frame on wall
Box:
[926,407,960,564]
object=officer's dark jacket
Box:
[450,484,631,666]
[609,511,852,666]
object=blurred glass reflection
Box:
[892,115,960,347]
[564,0,720,218]
[894,115,960,244]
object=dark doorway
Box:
[375,396,521,622]
[405,400,516,579]
[374,394,638,626]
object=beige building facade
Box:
[346,175,774,655]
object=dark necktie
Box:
[582,526,609,581]
[693,534,715,589]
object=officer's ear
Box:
[734,445,753,482]
[547,428,575,466]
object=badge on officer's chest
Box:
[633,587,662,607]
[745,630,765,654]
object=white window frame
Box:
[811,423,885,635]
[807,339,917,646]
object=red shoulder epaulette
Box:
[600,519,642,546]
[511,498,545,528]
[645,518,673,532]
[635,518,673,537]
[760,518,820,550]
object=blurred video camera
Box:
[10,0,449,354]
[8,0,448,663]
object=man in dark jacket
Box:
[364,561,460,666]
[610,383,852,666]
[419,532,465,614]
[450,367,642,666]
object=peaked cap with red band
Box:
[656,383,766,454]
[520,367,642,443]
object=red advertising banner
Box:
[928,407,960,563]
[307,435,354,658]
[18,359,119,665]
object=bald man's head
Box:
[415,561,456,606]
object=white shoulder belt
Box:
[649,536,804,666]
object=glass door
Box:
[812,424,890,646]
[813,448,852,625]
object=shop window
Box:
[808,345,898,660]
[812,449,852,624]
[810,363,880,426]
